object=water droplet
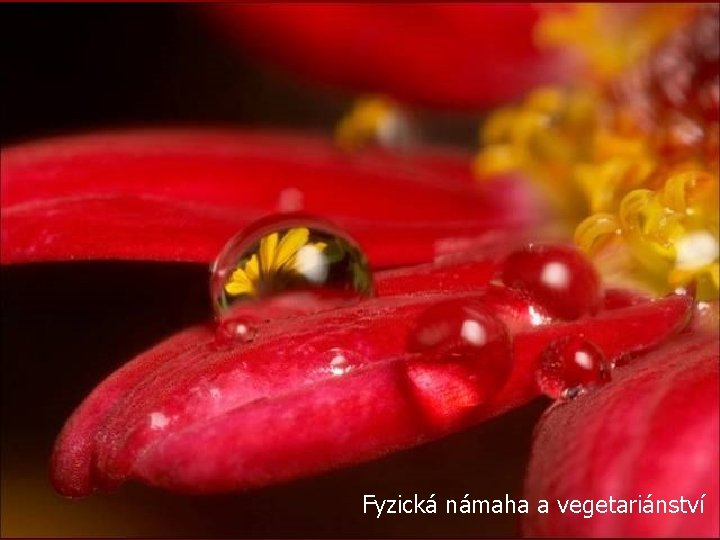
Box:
[149,412,171,430]
[216,316,257,343]
[324,348,363,376]
[407,298,513,401]
[501,244,602,320]
[536,335,612,399]
[479,284,553,332]
[211,214,374,321]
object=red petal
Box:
[206,4,577,108]
[1,129,543,267]
[523,328,719,537]
[51,262,691,496]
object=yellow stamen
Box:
[574,213,621,255]
[335,96,410,151]
[536,4,695,80]
[476,6,719,299]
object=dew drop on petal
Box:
[215,316,257,344]
[149,412,170,430]
[324,348,364,377]
[210,214,374,321]
[479,284,553,332]
[536,335,613,400]
[500,244,602,320]
[407,298,514,403]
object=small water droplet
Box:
[536,335,612,399]
[211,214,374,321]
[407,298,513,402]
[501,244,602,320]
[216,316,257,343]
[149,412,170,430]
[324,348,363,376]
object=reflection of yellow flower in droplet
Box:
[224,227,327,297]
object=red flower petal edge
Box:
[50,250,692,496]
[1,129,545,267]
[523,326,719,537]
[205,4,577,108]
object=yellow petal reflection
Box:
[275,227,310,269]
[225,268,254,296]
[259,232,278,276]
[244,254,260,282]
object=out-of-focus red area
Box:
[207,4,577,108]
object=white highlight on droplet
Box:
[541,262,570,289]
[295,244,328,283]
[460,320,486,346]
[675,230,718,270]
[528,306,549,326]
[329,349,351,376]
[149,412,170,430]
[232,322,249,337]
[574,350,593,370]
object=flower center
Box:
[535,3,695,81]
[477,5,719,300]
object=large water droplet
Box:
[479,284,553,332]
[500,244,602,320]
[211,214,374,321]
[407,298,513,410]
[536,335,612,399]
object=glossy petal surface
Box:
[524,329,719,537]
[50,253,691,496]
[1,130,544,267]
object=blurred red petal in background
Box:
[0,129,545,268]
[524,326,719,538]
[205,4,577,108]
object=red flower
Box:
[2,4,717,538]
[3,128,716,537]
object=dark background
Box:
[1,4,545,537]
[1,3,348,146]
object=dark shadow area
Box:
[1,3,348,145]
[0,3,479,147]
